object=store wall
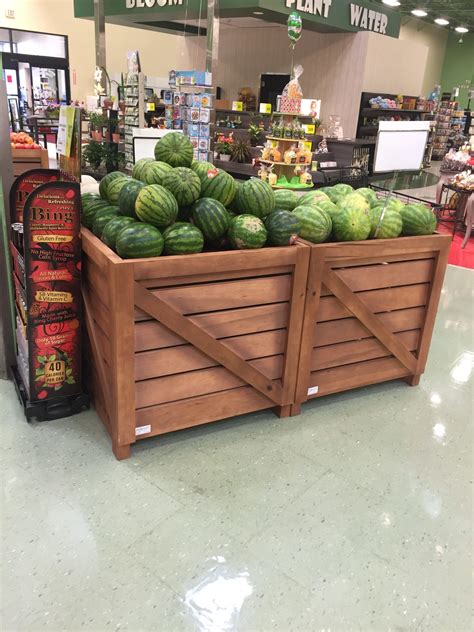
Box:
[184,26,369,138]
[362,19,448,97]
[440,32,474,108]
[0,0,183,100]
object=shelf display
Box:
[123,71,146,172]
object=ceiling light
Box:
[253,11,264,15]
[434,17,449,25]
[411,9,428,17]
[382,0,400,6]
[455,26,468,33]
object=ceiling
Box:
[394,0,473,32]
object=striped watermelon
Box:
[192,198,230,243]
[191,160,215,183]
[369,206,403,239]
[163,222,190,238]
[292,206,332,243]
[236,178,275,219]
[81,193,101,207]
[132,158,154,181]
[265,210,301,246]
[163,223,204,255]
[273,189,298,212]
[92,207,120,237]
[162,167,201,207]
[228,180,241,213]
[99,171,125,200]
[332,183,353,197]
[333,194,371,241]
[82,198,112,229]
[356,187,378,207]
[399,203,437,236]
[142,161,173,186]
[106,176,130,206]
[229,215,267,250]
[101,216,136,250]
[118,179,144,217]
[154,132,194,167]
[135,185,178,230]
[314,199,340,219]
[297,190,330,207]
[116,223,164,259]
[200,169,236,207]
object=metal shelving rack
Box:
[123,72,145,172]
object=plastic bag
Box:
[283,65,304,100]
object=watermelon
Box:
[355,187,378,207]
[265,210,301,246]
[154,132,194,167]
[369,206,403,239]
[297,190,330,207]
[229,215,267,250]
[332,183,353,197]
[333,194,371,241]
[314,199,339,219]
[162,222,190,238]
[82,199,112,229]
[162,167,201,207]
[99,171,125,200]
[191,160,215,183]
[228,180,241,213]
[163,223,204,255]
[236,178,274,219]
[399,203,437,236]
[116,223,164,259]
[142,161,173,186]
[135,184,178,230]
[106,176,130,206]
[192,198,230,243]
[92,207,120,237]
[273,189,299,212]
[81,193,101,207]
[177,206,193,222]
[101,216,136,250]
[132,158,154,181]
[200,169,236,207]
[320,186,342,205]
[118,179,144,217]
[292,206,332,244]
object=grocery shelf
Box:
[260,159,311,166]
[361,108,433,116]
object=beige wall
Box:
[184,26,368,137]
[0,0,183,99]
[363,17,447,96]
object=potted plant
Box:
[230,140,252,164]
[89,112,107,141]
[82,140,104,171]
[248,124,264,147]
[215,133,234,161]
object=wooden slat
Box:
[132,245,298,280]
[134,303,290,351]
[135,356,284,409]
[308,356,411,398]
[319,259,433,297]
[135,386,274,436]
[82,286,112,405]
[136,275,292,318]
[328,251,438,269]
[312,330,420,371]
[82,258,110,305]
[134,283,286,405]
[140,266,292,289]
[323,268,418,374]
[314,307,425,347]
[135,329,287,380]
[316,235,451,262]
[81,228,123,266]
[318,283,429,322]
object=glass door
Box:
[31,66,59,113]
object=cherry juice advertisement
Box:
[23,182,82,401]
[9,169,60,223]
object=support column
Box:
[205,0,220,76]
[94,0,107,95]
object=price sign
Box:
[303,141,313,152]
[232,101,243,111]
[259,103,272,114]
[304,124,316,135]
[147,102,156,112]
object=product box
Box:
[189,108,200,123]
[188,123,200,136]
[163,91,173,105]
[182,121,189,134]
[189,136,200,149]
[172,107,181,120]
[173,120,182,130]
[199,108,211,123]
[165,106,173,120]
[198,151,209,162]
[198,138,210,151]
[193,149,200,160]
[199,123,211,138]
[164,119,173,129]
[279,96,301,114]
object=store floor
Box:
[1,264,473,632]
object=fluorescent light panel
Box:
[411,9,428,17]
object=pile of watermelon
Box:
[81,132,437,259]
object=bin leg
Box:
[113,442,131,460]
[404,375,421,387]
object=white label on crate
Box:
[308,386,319,396]
[135,425,151,436]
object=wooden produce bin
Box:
[81,229,310,459]
[293,234,451,412]
[12,148,49,177]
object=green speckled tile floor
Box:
[1,265,473,632]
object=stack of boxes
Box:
[164,70,213,162]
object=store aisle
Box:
[1,264,473,632]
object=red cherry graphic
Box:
[76,261,82,271]
[37,390,48,400]
[65,189,75,199]
[49,175,59,181]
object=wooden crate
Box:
[12,148,49,176]
[293,234,451,411]
[81,229,309,459]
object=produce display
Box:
[81,132,439,259]
[10,131,42,150]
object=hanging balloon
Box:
[287,12,302,48]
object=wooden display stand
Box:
[291,234,451,414]
[12,148,49,177]
[82,229,309,459]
